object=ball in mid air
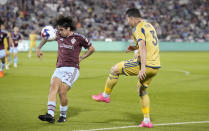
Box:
[41,26,56,41]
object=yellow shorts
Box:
[116,58,159,88]
[4,43,9,55]
[30,42,36,48]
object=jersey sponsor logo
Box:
[60,43,74,50]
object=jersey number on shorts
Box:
[150,30,158,46]
[63,72,73,83]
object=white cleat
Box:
[14,63,17,68]
[5,64,9,70]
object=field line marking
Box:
[162,68,190,75]
[168,69,190,75]
[74,121,209,131]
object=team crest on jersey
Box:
[71,38,76,44]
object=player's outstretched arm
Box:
[79,45,95,63]
[36,39,47,59]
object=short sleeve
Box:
[134,26,146,43]
[80,36,92,49]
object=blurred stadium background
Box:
[0,0,209,131]
[1,0,209,42]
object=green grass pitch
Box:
[0,52,209,131]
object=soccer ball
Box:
[41,26,56,41]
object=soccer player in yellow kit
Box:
[28,30,37,58]
[92,8,160,128]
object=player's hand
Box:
[126,47,131,52]
[126,45,137,52]
[36,48,43,59]
[138,68,146,80]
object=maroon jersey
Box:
[0,30,8,50]
[11,32,21,47]
[56,32,92,69]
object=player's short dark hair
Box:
[125,8,141,18]
[54,16,76,31]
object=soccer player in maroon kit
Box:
[36,16,95,123]
[10,27,22,68]
[0,19,9,77]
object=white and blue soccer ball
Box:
[41,26,56,41]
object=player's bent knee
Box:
[139,89,147,97]
[59,91,67,98]
[138,86,147,97]
[110,65,120,75]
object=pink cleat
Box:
[138,121,153,128]
[92,93,110,103]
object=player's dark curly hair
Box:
[126,8,141,18]
[54,15,76,31]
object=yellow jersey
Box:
[29,33,37,42]
[133,20,160,68]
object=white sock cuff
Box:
[144,117,150,122]
[60,105,68,111]
[103,92,110,98]
[48,101,56,106]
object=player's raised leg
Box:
[92,62,123,103]
[38,77,61,123]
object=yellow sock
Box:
[104,73,119,95]
[28,48,32,56]
[141,94,150,118]
[5,57,9,65]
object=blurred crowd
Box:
[0,0,209,42]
